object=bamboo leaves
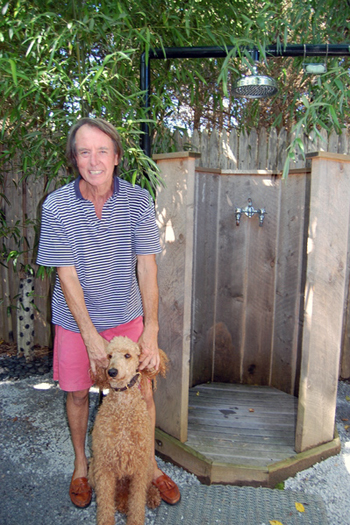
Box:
[8,59,17,86]
[0,0,349,190]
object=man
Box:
[37,117,180,508]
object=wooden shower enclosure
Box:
[153,150,350,485]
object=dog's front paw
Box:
[146,483,161,509]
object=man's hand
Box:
[84,333,109,374]
[138,327,160,371]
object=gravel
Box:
[0,366,200,525]
[284,379,350,525]
[1,355,350,524]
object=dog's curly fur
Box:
[88,336,168,525]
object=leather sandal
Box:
[152,471,181,505]
[69,470,92,508]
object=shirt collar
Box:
[74,176,119,200]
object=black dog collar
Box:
[112,372,141,392]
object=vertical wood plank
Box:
[24,175,50,347]
[154,152,200,442]
[209,129,219,168]
[200,130,209,168]
[241,176,279,385]
[213,174,248,383]
[227,129,238,170]
[295,153,350,452]
[238,131,249,169]
[289,131,306,169]
[0,265,13,341]
[328,130,339,153]
[246,128,258,170]
[270,171,310,395]
[317,129,329,152]
[267,128,278,171]
[277,128,288,172]
[191,129,201,167]
[220,131,229,169]
[339,131,349,155]
[258,127,267,170]
[191,171,220,386]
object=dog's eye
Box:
[124,353,131,359]
[107,354,112,359]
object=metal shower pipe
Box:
[140,44,350,157]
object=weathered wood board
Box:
[212,173,246,385]
[270,172,311,395]
[295,153,350,452]
[240,176,279,386]
[191,170,219,385]
[154,152,200,442]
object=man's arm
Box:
[137,254,160,371]
[57,266,108,373]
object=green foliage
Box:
[0,0,349,269]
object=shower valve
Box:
[235,198,266,226]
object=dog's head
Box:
[92,336,168,390]
[92,336,140,390]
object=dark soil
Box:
[0,341,53,381]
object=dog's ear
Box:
[90,364,110,390]
[90,338,111,389]
[158,349,169,378]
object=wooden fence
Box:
[170,126,350,170]
[1,127,350,369]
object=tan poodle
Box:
[88,336,168,525]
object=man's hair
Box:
[66,117,124,176]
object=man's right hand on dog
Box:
[84,332,109,374]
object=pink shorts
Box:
[53,316,144,392]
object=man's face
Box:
[74,124,119,191]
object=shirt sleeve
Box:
[134,194,162,255]
[36,206,75,267]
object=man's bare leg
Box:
[66,389,90,479]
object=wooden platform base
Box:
[155,383,341,487]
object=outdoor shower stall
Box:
[153,150,350,486]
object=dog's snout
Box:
[108,368,118,378]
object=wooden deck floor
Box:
[155,381,340,485]
[187,383,298,467]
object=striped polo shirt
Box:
[36,176,162,332]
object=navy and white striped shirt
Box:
[37,176,162,332]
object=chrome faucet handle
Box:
[235,199,266,226]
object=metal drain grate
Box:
[155,485,328,525]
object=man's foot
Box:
[69,469,92,508]
[152,471,181,505]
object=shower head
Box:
[232,66,278,99]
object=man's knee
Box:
[67,389,89,407]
